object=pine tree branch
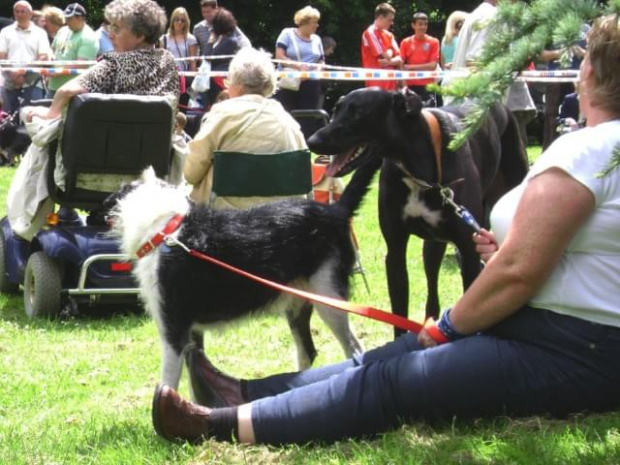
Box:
[437,0,614,151]
[597,145,620,178]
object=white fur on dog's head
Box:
[108,167,190,257]
[141,166,158,183]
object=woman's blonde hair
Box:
[294,6,320,26]
[443,10,468,46]
[167,7,191,37]
[42,6,65,28]
[586,14,620,116]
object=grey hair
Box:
[227,48,276,97]
[104,0,167,45]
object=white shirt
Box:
[491,120,620,327]
[451,1,496,70]
[0,22,52,89]
[0,22,51,61]
[443,1,534,111]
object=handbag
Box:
[191,60,211,93]
[278,30,302,91]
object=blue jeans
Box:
[2,85,45,114]
[248,306,620,444]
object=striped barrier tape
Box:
[0,55,236,66]
[0,65,580,82]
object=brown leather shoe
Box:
[152,384,212,443]
[185,346,246,408]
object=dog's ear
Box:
[141,166,157,183]
[393,88,423,118]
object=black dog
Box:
[105,160,380,391]
[0,112,31,166]
[308,88,528,337]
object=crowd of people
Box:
[0,0,586,147]
[1,0,618,448]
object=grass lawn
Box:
[1,147,620,464]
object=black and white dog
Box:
[0,111,30,166]
[308,87,529,337]
[105,162,380,390]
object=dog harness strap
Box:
[136,214,185,258]
[422,110,443,184]
[183,247,424,334]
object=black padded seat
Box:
[48,93,174,210]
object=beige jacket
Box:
[184,95,307,209]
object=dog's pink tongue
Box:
[326,155,347,177]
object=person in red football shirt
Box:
[360,3,402,91]
[400,12,440,105]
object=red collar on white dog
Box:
[136,214,185,259]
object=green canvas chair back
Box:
[210,149,312,206]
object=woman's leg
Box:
[273,88,297,113]
[296,80,322,138]
[246,332,422,400]
[247,308,620,445]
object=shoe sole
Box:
[152,384,177,442]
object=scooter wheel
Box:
[0,229,19,294]
[24,251,63,318]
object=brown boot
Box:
[152,384,212,443]
[185,346,246,407]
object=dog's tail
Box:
[333,154,382,218]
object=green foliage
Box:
[439,0,618,150]
[1,149,620,463]
[597,146,620,178]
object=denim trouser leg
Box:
[250,307,620,445]
[2,86,45,114]
[22,85,44,106]
[246,331,422,400]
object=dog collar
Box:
[136,214,184,259]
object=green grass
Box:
[1,147,620,464]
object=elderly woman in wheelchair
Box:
[184,47,310,210]
[0,0,180,318]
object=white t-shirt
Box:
[491,120,620,327]
[451,2,496,71]
[0,23,52,89]
[0,22,51,61]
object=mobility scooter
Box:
[0,93,174,318]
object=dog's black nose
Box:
[307,132,323,152]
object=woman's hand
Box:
[417,322,439,348]
[473,228,498,263]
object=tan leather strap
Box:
[422,109,443,184]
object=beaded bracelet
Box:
[436,308,465,341]
[424,320,450,344]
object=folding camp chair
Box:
[208,149,312,208]
[291,110,370,293]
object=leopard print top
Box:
[78,48,180,100]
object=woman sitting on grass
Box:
[153,14,620,445]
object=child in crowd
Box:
[170,112,191,186]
